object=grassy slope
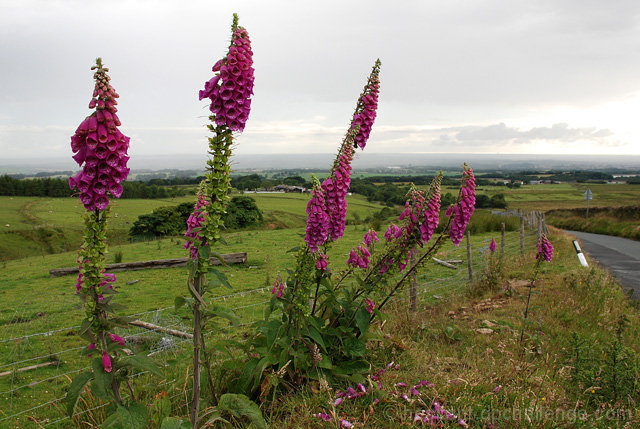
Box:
[546,206,640,241]
[271,229,640,428]
[0,193,384,260]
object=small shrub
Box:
[114,250,123,263]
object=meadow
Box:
[0,193,383,261]
[0,188,524,427]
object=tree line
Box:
[0,175,190,199]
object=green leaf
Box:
[286,246,300,253]
[203,304,239,325]
[355,307,371,335]
[122,353,162,376]
[199,245,211,260]
[90,358,112,401]
[208,268,231,288]
[210,251,228,266]
[102,403,148,429]
[66,371,93,416]
[160,417,190,429]
[174,296,187,311]
[305,325,326,352]
[217,393,266,429]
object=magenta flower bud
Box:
[489,238,497,253]
[109,333,125,346]
[102,352,112,373]
[315,253,328,271]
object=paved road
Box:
[567,230,640,299]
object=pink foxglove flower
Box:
[351,60,381,150]
[199,24,254,132]
[315,253,328,271]
[184,193,210,260]
[305,179,330,252]
[340,419,353,428]
[365,298,375,314]
[69,59,130,211]
[537,234,553,262]
[447,165,476,246]
[102,352,112,373]
[489,238,497,253]
[420,178,441,244]
[363,229,379,247]
[323,143,354,241]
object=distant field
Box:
[0,193,383,260]
[441,182,640,211]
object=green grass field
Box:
[0,193,384,261]
[470,182,640,211]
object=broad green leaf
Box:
[122,354,162,376]
[174,296,186,311]
[210,251,228,266]
[305,325,326,352]
[355,307,371,335]
[66,371,93,416]
[217,393,266,429]
[208,268,231,288]
[91,358,112,401]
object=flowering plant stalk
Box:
[176,13,253,428]
[519,233,554,351]
[230,62,479,402]
[67,59,159,427]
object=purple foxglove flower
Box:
[316,253,328,271]
[537,234,553,262]
[184,194,210,260]
[334,397,343,406]
[365,298,375,314]
[199,25,254,132]
[489,238,497,253]
[102,352,112,373]
[447,165,476,246]
[363,229,379,247]
[69,59,130,212]
[340,419,353,428]
[305,180,330,252]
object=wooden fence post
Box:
[520,216,525,256]
[466,230,473,287]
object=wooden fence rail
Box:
[49,252,248,277]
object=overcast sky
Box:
[2,0,640,161]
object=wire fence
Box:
[0,213,543,428]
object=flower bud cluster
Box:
[69,59,130,211]
[199,26,254,132]
[446,165,476,246]
[184,194,210,260]
[537,234,553,262]
[351,65,380,150]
